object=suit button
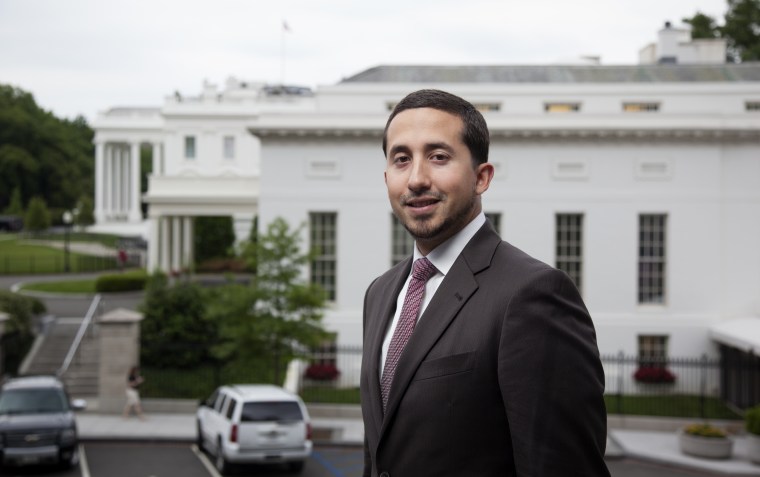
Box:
[380,473,390,477]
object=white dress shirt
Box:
[380,212,487,375]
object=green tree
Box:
[0,85,93,213]
[683,12,721,38]
[24,196,51,232]
[207,218,328,366]
[75,195,95,227]
[3,187,24,215]
[194,216,235,263]
[139,273,218,368]
[723,0,760,61]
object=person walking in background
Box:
[360,89,610,476]
[123,366,145,420]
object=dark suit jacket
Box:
[360,222,609,477]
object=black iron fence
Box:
[141,346,756,420]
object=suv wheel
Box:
[195,421,204,451]
[214,438,229,475]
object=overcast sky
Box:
[0,0,729,121]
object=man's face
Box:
[384,107,493,255]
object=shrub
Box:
[633,366,676,384]
[746,405,760,436]
[683,423,728,438]
[304,363,340,381]
[95,271,148,292]
[0,289,46,334]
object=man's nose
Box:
[407,157,431,191]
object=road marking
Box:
[312,450,347,477]
[79,444,91,477]
[191,444,221,477]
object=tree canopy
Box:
[0,84,94,220]
[683,0,760,62]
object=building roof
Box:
[341,64,760,84]
[709,317,760,353]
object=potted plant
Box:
[678,423,733,459]
[746,405,760,465]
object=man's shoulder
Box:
[492,239,558,277]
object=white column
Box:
[160,217,171,272]
[95,141,105,224]
[152,142,162,177]
[113,146,121,217]
[107,145,115,220]
[182,217,193,271]
[172,216,182,272]
[121,146,129,218]
[129,142,141,222]
[147,216,160,272]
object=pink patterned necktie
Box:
[380,257,438,412]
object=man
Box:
[360,89,610,477]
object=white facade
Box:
[93,28,760,361]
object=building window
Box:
[745,101,760,111]
[544,102,581,113]
[223,136,235,159]
[310,212,337,301]
[623,102,660,112]
[638,335,669,368]
[638,214,667,304]
[484,212,501,235]
[472,103,501,112]
[555,213,583,293]
[184,136,196,159]
[391,214,414,266]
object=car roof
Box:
[2,376,64,390]
[223,384,300,402]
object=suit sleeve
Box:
[498,267,610,477]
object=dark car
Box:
[0,376,86,468]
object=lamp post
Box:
[62,210,72,273]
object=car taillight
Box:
[306,422,312,440]
[230,424,238,443]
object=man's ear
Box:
[475,162,494,195]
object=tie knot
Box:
[412,257,437,282]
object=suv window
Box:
[241,401,303,422]
[215,394,227,413]
[205,389,219,407]
[226,398,237,420]
[0,388,68,414]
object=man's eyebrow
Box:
[388,142,454,157]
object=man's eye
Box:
[431,153,448,161]
[394,156,410,164]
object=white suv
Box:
[196,384,312,474]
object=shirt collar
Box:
[412,212,486,276]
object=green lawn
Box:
[0,236,119,274]
[605,394,741,420]
[21,279,98,294]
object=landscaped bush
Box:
[195,257,249,273]
[683,423,728,438]
[95,271,148,292]
[633,366,676,384]
[746,405,760,435]
[0,289,46,334]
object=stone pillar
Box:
[95,142,105,224]
[130,142,141,222]
[232,213,256,245]
[182,217,193,271]
[152,142,162,177]
[96,308,144,413]
[121,146,129,218]
[160,217,171,272]
[172,216,182,272]
[147,216,160,272]
[104,145,112,220]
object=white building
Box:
[92,25,760,379]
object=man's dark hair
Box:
[382,89,490,165]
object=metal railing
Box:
[57,294,101,377]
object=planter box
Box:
[749,434,760,465]
[678,431,733,460]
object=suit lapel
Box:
[367,258,411,433]
[380,224,502,433]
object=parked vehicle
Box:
[196,384,312,474]
[0,376,86,468]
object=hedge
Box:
[95,272,148,292]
